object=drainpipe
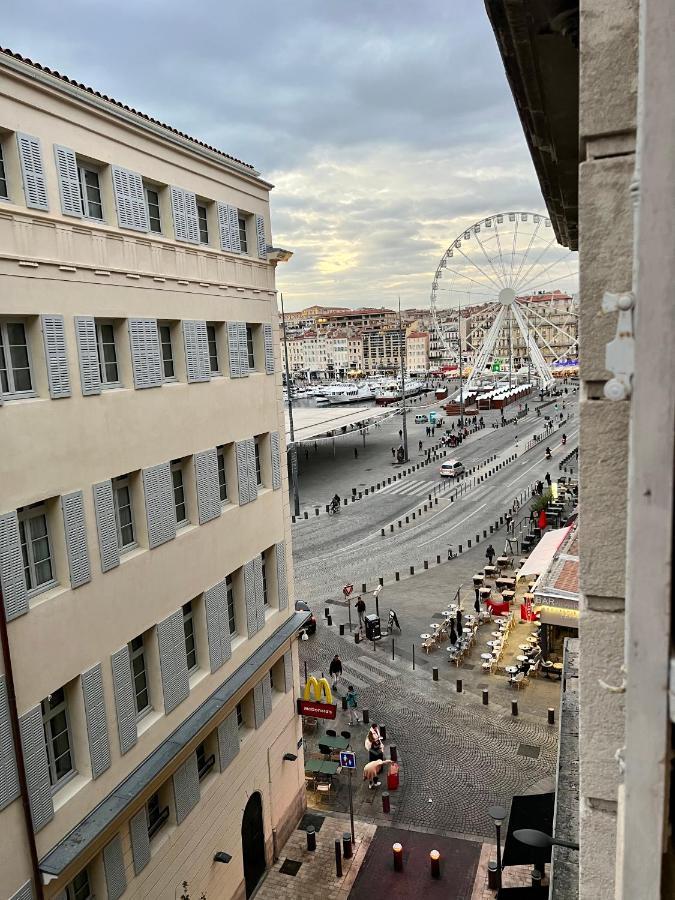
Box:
[0,586,45,899]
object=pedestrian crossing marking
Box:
[356,655,400,677]
[337,670,370,689]
[341,659,385,683]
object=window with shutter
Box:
[173,753,200,824]
[157,611,190,714]
[41,315,71,399]
[217,201,241,253]
[271,432,282,490]
[194,448,221,525]
[235,441,250,505]
[276,541,289,611]
[204,578,231,673]
[262,673,273,719]
[16,133,48,211]
[170,186,200,244]
[111,166,149,232]
[217,711,240,771]
[18,706,54,832]
[142,462,177,549]
[81,664,111,779]
[128,319,163,389]
[247,438,258,502]
[263,323,274,374]
[0,675,20,810]
[238,321,250,377]
[9,882,34,900]
[74,317,102,397]
[103,834,127,900]
[255,214,268,259]
[244,560,257,638]
[92,481,120,573]
[61,491,91,589]
[54,145,83,218]
[254,554,265,629]
[110,646,137,755]
[182,320,211,383]
[226,322,241,378]
[283,651,293,693]
[0,510,29,621]
[253,681,265,728]
[129,806,151,875]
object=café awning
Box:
[517,527,572,581]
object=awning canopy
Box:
[285,405,393,444]
[517,527,573,581]
[502,792,555,867]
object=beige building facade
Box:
[0,49,306,900]
[405,331,429,374]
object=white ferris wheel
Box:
[430,211,579,390]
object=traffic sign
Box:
[340,751,356,769]
[343,584,354,597]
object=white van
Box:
[414,414,428,424]
[440,459,465,478]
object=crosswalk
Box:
[335,641,407,690]
[378,477,438,498]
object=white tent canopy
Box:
[517,526,573,582]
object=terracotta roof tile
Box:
[554,559,579,594]
[0,46,257,173]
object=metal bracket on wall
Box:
[602,291,635,401]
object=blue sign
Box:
[340,751,356,769]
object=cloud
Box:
[1,0,554,310]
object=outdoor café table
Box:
[518,644,531,652]
[463,626,472,634]
[431,623,440,630]
[305,759,340,776]
[491,631,502,638]
[320,734,350,751]
[527,635,539,644]
[420,633,431,640]
[501,590,515,602]
[516,655,528,662]
[441,610,452,617]
[541,661,554,678]
[551,663,564,679]
[473,574,485,586]
[479,587,492,599]
[505,666,518,675]
[484,565,498,577]
[497,556,509,567]
[487,640,501,649]
[481,653,493,661]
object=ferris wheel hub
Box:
[498,287,517,306]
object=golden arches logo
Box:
[303,676,333,705]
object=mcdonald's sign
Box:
[296,676,337,720]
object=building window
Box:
[0,143,7,199]
[262,555,268,606]
[236,702,243,729]
[0,321,33,396]
[18,504,54,593]
[269,668,274,690]
[41,687,73,788]
[196,741,215,780]
[129,635,150,717]
[112,475,135,550]
[197,203,209,244]
[147,790,169,840]
[145,186,161,233]
[206,324,219,373]
[238,216,248,253]
[254,438,262,486]
[217,446,228,503]
[182,600,197,672]
[159,324,175,380]
[246,325,255,369]
[95,320,120,386]
[226,574,236,635]
[171,460,187,526]
[78,164,103,219]
[64,869,92,900]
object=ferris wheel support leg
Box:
[511,303,555,388]
[465,305,507,392]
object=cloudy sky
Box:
[3,0,547,311]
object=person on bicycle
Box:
[331,494,340,513]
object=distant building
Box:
[406,331,430,374]
[362,328,405,374]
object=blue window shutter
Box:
[0,675,20,810]
[53,145,82,217]
[142,462,177,549]
[255,214,268,259]
[0,511,28,621]
[111,166,149,232]
[235,441,250,505]
[271,432,281,490]
[103,834,127,900]
[61,491,91,589]
[217,202,241,253]
[263,323,274,374]
[217,711,239,771]
[41,315,71,398]
[157,610,190,714]
[18,706,54,832]
[81,663,111,779]
[111,646,137,755]
[173,753,200,824]
[16,133,48,211]
[92,480,119,573]
[276,541,288,611]
[129,807,150,875]
[128,319,163,389]
[74,316,102,397]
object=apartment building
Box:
[285,329,363,378]
[0,49,305,900]
[315,306,396,332]
[362,327,405,374]
[491,291,578,365]
[405,331,429,375]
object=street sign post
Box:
[339,751,356,768]
[343,584,353,632]
[339,752,357,843]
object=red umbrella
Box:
[538,509,548,530]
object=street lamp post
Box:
[457,299,464,428]
[488,805,507,891]
[280,293,300,517]
[398,298,409,462]
[514,828,579,851]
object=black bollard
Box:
[307,826,316,851]
[383,792,391,814]
[355,632,360,644]
[339,623,345,636]
[395,571,400,581]
[390,744,398,762]
[362,708,370,724]
[324,606,330,618]
[342,696,348,710]
[482,689,489,705]
[410,565,415,575]
[432,667,438,681]
[335,839,342,878]
[512,700,518,716]
[424,560,429,569]
[380,724,387,741]
[457,679,462,692]
[327,615,332,626]
[343,832,353,860]
[548,707,555,725]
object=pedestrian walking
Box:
[329,654,343,692]
[449,622,457,645]
[391,447,396,459]
[418,440,423,453]
[426,448,431,461]
[432,426,435,436]
[545,472,552,487]
[426,426,430,437]
[474,585,480,607]
[363,758,392,790]
[355,595,366,631]
[486,543,495,565]
[345,684,360,725]
[354,447,358,459]
[399,429,403,440]
[365,724,385,762]
[456,607,463,634]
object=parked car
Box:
[295,599,317,636]
[440,459,465,478]
[414,414,428,424]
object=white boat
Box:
[314,382,377,405]
[375,379,427,404]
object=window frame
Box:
[95,319,121,388]
[261,554,268,607]
[196,741,216,781]
[77,162,104,220]
[246,325,255,370]
[112,474,136,552]
[238,215,248,254]
[129,634,151,719]
[236,701,244,729]
[18,503,55,596]
[226,574,236,635]
[0,320,35,398]
[196,202,209,245]
[65,868,92,900]
[182,600,198,673]
[171,459,188,528]
[206,323,220,374]
[0,140,8,200]
[158,322,176,381]
[41,687,75,791]
[217,446,228,504]
[147,789,169,840]
[144,184,162,234]
[254,438,262,486]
